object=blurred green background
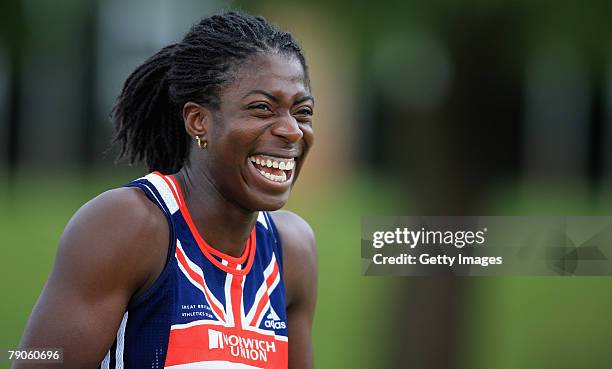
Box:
[2,0,612,368]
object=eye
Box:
[294,107,313,116]
[248,103,272,112]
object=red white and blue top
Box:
[97,172,288,369]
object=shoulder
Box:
[269,210,316,250]
[63,186,167,250]
[57,186,169,297]
[269,210,317,308]
[269,210,316,265]
[68,186,166,236]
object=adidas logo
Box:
[264,307,286,329]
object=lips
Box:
[248,154,295,183]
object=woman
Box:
[16,12,317,369]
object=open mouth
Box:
[248,154,295,184]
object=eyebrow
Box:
[295,95,315,105]
[242,90,314,105]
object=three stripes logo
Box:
[264,306,287,329]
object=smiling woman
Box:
[14,12,317,369]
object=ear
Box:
[183,102,212,139]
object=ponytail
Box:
[112,44,189,174]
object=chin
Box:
[243,191,290,212]
[256,195,289,212]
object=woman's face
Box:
[202,52,314,211]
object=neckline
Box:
[157,172,257,276]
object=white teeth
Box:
[249,155,295,183]
[250,156,295,169]
[256,168,288,183]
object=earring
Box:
[195,135,208,149]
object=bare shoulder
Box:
[269,210,315,243]
[63,186,168,255]
[67,186,167,241]
[57,186,169,297]
[269,210,317,308]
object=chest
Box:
[164,227,289,368]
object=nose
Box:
[271,113,303,143]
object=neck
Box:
[174,165,257,258]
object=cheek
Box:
[215,126,259,155]
[301,125,314,150]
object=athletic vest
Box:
[97,172,288,369]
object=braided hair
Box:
[112,11,309,174]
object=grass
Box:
[459,179,612,369]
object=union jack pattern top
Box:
[97,172,288,369]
